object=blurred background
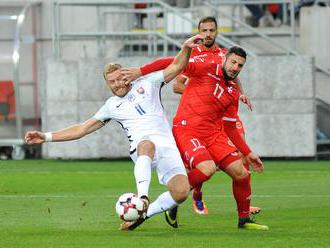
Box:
[0,0,329,160]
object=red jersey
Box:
[177,45,245,135]
[173,50,240,133]
[139,46,251,156]
[180,45,227,79]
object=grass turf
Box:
[0,160,330,247]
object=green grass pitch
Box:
[0,160,330,247]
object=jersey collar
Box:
[195,44,221,53]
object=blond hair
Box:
[103,63,122,79]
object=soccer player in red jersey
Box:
[170,46,268,230]
[120,18,268,230]
[174,80,261,216]
[172,17,260,217]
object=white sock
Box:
[147,191,178,218]
[134,155,152,198]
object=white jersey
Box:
[93,70,176,154]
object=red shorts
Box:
[172,125,240,171]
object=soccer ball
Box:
[115,193,146,221]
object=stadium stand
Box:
[0,0,329,159]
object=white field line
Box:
[0,194,330,199]
[0,170,328,175]
[0,171,132,174]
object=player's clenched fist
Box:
[25,131,46,144]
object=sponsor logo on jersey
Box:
[193,57,205,62]
[192,54,207,59]
[136,86,145,94]
[116,102,123,108]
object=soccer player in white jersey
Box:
[24,34,202,231]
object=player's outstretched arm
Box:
[25,118,104,145]
[163,34,202,82]
[120,57,174,85]
[223,120,263,172]
[234,77,253,111]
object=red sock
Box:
[193,184,203,200]
[188,168,210,189]
[232,174,251,218]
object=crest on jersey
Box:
[227,86,233,93]
[127,93,136,102]
[136,86,145,94]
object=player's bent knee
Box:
[196,160,217,177]
[225,159,249,181]
[167,175,190,203]
[233,168,249,181]
[137,140,155,158]
[173,187,189,204]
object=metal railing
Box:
[207,0,297,53]
[207,0,330,77]
[52,0,329,76]
[52,0,254,58]
[53,0,298,58]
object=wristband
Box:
[44,132,53,142]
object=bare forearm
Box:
[163,34,201,82]
[172,45,191,73]
[164,46,191,81]
[51,119,103,142]
[51,124,88,142]
[25,118,103,145]
[234,77,244,94]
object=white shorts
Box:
[130,135,187,185]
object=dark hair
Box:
[226,46,247,59]
[198,16,217,30]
